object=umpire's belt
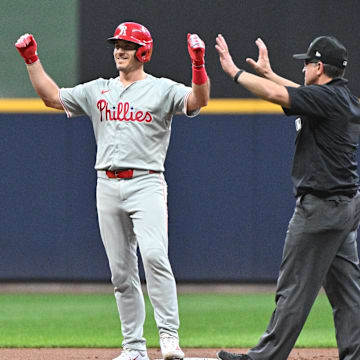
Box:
[98,169,159,179]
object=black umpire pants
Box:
[247,192,360,360]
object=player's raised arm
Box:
[186,33,210,112]
[246,38,300,88]
[15,33,63,110]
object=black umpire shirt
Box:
[283,78,360,198]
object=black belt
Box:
[302,190,358,199]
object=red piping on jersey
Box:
[58,89,71,118]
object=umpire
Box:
[215,34,360,360]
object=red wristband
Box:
[192,65,208,85]
[24,54,39,65]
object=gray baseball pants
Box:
[96,172,180,351]
[248,192,360,360]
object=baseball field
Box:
[0,284,339,359]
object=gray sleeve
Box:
[167,82,200,118]
[59,83,90,118]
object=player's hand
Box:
[246,38,273,78]
[215,34,239,79]
[187,33,205,67]
[15,33,39,64]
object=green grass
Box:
[0,293,336,348]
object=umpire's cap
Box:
[293,36,348,68]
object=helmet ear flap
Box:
[136,44,153,63]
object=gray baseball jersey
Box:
[59,75,199,171]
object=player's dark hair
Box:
[323,63,345,78]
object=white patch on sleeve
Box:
[295,117,302,132]
[183,90,201,118]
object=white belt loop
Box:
[97,171,108,179]
[133,170,149,178]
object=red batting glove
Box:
[187,33,207,85]
[187,33,205,67]
[15,33,39,65]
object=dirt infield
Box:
[0,348,338,360]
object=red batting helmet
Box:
[107,22,153,63]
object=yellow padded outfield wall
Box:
[0,98,283,114]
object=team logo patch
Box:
[295,117,302,132]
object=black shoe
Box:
[217,350,251,360]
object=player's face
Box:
[113,40,141,73]
[303,60,320,85]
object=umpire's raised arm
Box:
[215,34,290,107]
[245,37,300,88]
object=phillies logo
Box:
[118,25,127,36]
[97,99,153,123]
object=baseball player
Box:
[15,22,210,360]
[215,35,360,360]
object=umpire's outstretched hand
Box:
[215,34,238,79]
[246,38,273,78]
